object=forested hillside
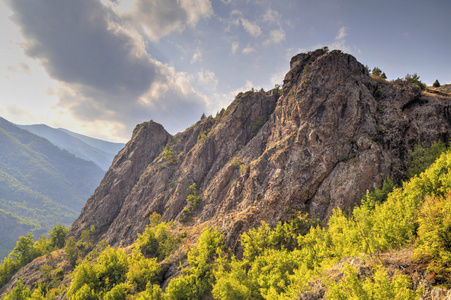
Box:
[1,142,451,299]
[0,117,105,259]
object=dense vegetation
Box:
[0,117,104,258]
[3,142,451,298]
[0,224,68,288]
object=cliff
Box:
[68,49,451,254]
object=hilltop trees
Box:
[433,79,441,87]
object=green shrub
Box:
[405,73,426,90]
[407,140,447,178]
[433,79,440,87]
[414,193,451,281]
[162,144,177,166]
[134,213,179,261]
[326,264,423,299]
[165,226,224,299]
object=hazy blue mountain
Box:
[18,124,124,171]
[0,117,105,259]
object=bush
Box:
[162,144,177,166]
[405,73,426,90]
[371,67,387,80]
[134,213,179,261]
[49,223,69,249]
[165,227,224,299]
[326,264,423,299]
[433,79,440,87]
[407,140,447,178]
[414,193,451,281]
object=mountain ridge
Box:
[69,49,451,253]
[18,124,124,171]
[2,48,451,299]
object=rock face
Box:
[69,49,451,252]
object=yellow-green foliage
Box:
[181,183,201,222]
[162,144,177,166]
[326,264,423,300]
[67,246,161,299]
[134,212,180,261]
[0,224,69,289]
[414,193,451,280]
[165,226,224,299]
[7,148,451,299]
[407,140,447,178]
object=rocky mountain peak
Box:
[68,49,451,253]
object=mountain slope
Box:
[69,49,451,253]
[18,124,124,171]
[0,117,105,258]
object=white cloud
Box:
[242,45,256,54]
[270,70,286,87]
[227,10,262,38]
[231,41,239,54]
[118,0,213,41]
[191,47,202,64]
[4,0,210,140]
[263,28,286,46]
[335,26,347,40]
[240,18,262,38]
[197,70,218,90]
[329,26,350,52]
[262,9,280,25]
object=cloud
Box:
[197,70,218,90]
[264,28,286,46]
[7,62,31,75]
[119,0,213,41]
[335,26,347,40]
[228,10,262,38]
[240,18,262,38]
[191,46,202,64]
[242,45,256,54]
[329,26,350,52]
[5,0,210,138]
[231,41,239,54]
[262,9,280,25]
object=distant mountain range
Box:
[0,117,122,259]
[17,124,124,171]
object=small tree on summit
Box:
[405,73,426,90]
[433,79,441,87]
[371,67,387,80]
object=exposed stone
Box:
[68,50,451,253]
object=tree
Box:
[371,67,382,77]
[12,233,34,265]
[3,277,31,300]
[433,79,441,87]
[405,73,426,90]
[65,237,79,266]
[162,144,177,166]
[49,223,69,249]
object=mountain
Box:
[2,49,451,298]
[0,117,105,258]
[69,49,451,253]
[17,124,124,171]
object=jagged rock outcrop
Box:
[69,49,451,253]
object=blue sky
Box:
[0,0,450,142]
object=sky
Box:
[0,0,450,143]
